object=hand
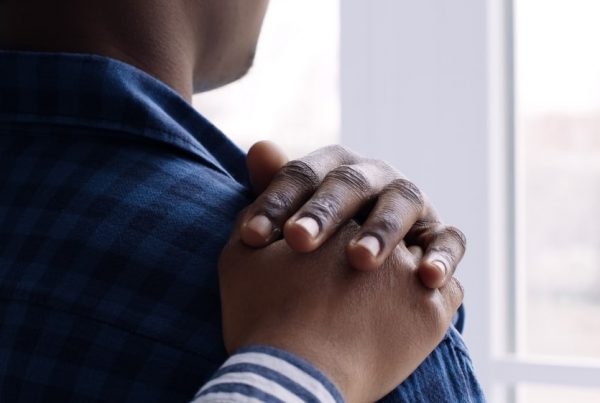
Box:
[220,218,464,403]
[241,141,466,288]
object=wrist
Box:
[237,333,358,402]
[231,345,346,402]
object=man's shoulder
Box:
[0,131,251,231]
[0,128,251,273]
[0,132,250,365]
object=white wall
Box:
[195,0,340,157]
[340,0,493,393]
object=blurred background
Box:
[194,0,339,156]
[195,1,600,402]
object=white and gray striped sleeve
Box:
[191,345,345,403]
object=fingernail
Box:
[356,235,381,257]
[295,217,320,239]
[246,215,273,241]
[432,259,447,275]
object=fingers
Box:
[240,145,360,247]
[416,225,467,289]
[345,178,425,271]
[243,143,467,287]
[246,141,289,195]
[283,163,393,252]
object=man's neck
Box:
[0,0,197,101]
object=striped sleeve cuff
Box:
[192,345,345,403]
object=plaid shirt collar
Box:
[0,49,248,184]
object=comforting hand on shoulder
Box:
[219,219,464,403]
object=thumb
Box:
[247,140,289,194]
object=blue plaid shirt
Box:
[0,50,484,402]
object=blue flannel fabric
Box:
[0,50,484,402]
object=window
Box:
[517,384,600,403]
[494,0,600,401]
[193,0,340,158]
[515,0,600,362]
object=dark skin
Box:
[1,1,467,399]
[0,0,269,99]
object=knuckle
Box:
[326,165,371,196]
[411,226,436,246]
[328,144,357,160]
[329,144,349,154]
[412,219,441,233]
[258,190,294,217]
[369,158,396,175]
[414,218,441,230]
[405,219,440,244]
[303,193,344,225]
[277,159,320,190]
[385,178,424,209]
[369,212,403,237]
[426,245,455,262]
[443,225,467,251]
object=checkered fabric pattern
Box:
[0,50,484,402]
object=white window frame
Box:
[339,1,600,401]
